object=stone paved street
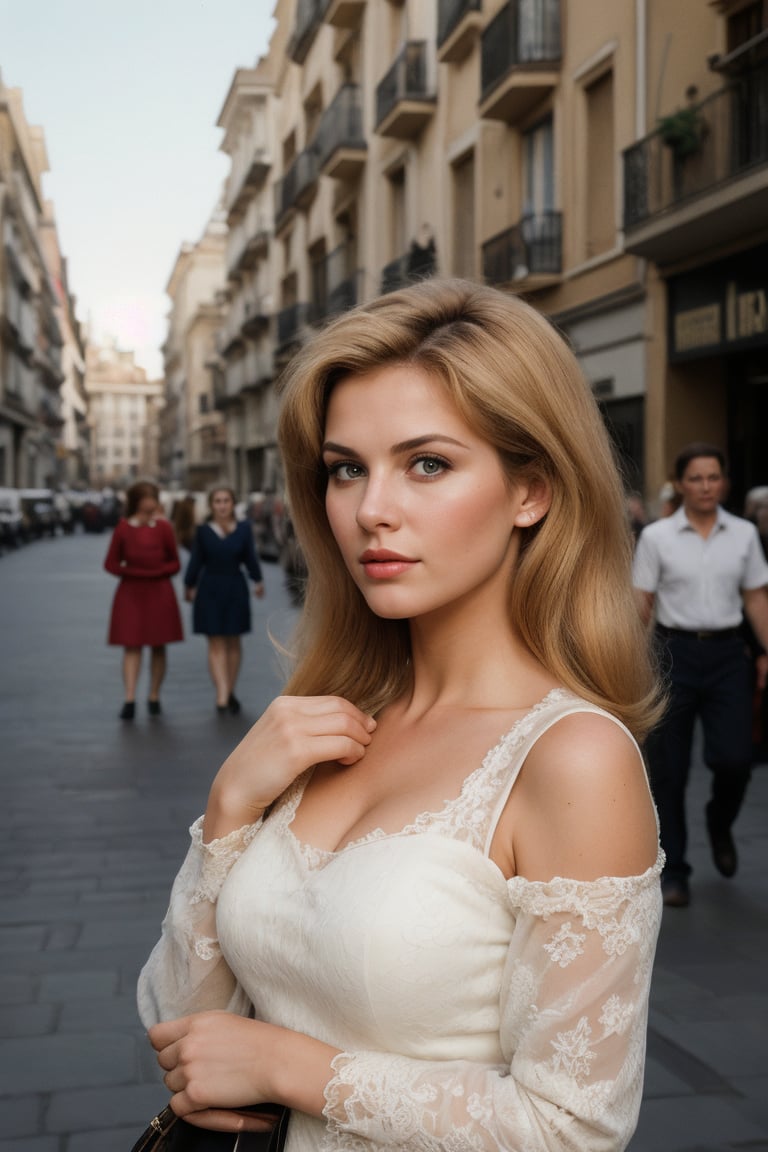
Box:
[1,532,768,1151]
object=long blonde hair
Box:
[278,278,661,739]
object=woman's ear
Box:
[512,476,552,528]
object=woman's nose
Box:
[355,476,400,531]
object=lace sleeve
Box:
[137,816,262,1027]
[323,858,663,1152]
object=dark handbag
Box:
[131,1102,290,1152]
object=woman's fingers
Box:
[172,1107,276,1133]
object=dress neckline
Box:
[280,687,570,871]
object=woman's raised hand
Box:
[204,695,376,839]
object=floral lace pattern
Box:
[138,690,663,1152]
[279,689,572,872]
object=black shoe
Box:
[147,699,162,717]
[661,875,690,908]
[228,693,241,715]
[216,703,228,714]
[119,702,135,721]
[705,803,737,877]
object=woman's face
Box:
[323,363,548,623]
[136,496,158,521]
[211,490,235,519]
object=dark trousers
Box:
[647,629,753,880]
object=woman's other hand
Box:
[204,695,377,839]
[184,587,196,603]
[253,582,265,599]
[149,1011,337,1127]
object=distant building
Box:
[160,212,228,490]
[0,75,65,487]
[85,341,163,487]
[39,200,88,485]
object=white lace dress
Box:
[138,689,663,1152]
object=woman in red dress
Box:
[104,481,183,719]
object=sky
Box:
[1,0,275,377]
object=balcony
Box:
[241,294,271,339]
[227,149,271,221]
[316,85,366,180]
[437,0,482,64]
[287,0,325,64]
[479,0,561,123]
[375,42,436,139]
[482,212,562,286]
[324,0,365,30]
[274,148,320,231]
[623,63,768,266]
[276,302,310,353]
[309,244,363,323]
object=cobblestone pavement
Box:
[1,533,767,1151]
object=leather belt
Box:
[656,624,742,641]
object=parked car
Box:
[0,488,25,550]
[18,489,57,538]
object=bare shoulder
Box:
[510,709,659,882]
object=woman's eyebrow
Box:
[322,434,469,456]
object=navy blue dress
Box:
[184,521,263,636]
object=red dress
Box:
[104,518,184,646]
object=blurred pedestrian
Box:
[171,494,198,552]
[104,480,183,720]
[744,486,768,761]
[184,485,265,714]
[633,443,768,907]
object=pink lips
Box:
[359,549,417,579]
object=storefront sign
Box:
[668,244,768,360]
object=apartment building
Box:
[216,0,768,509]
[0,77,65,487]
[39,200,89,485]
[85,342,163,487]
[161,213,228,489]
[216,63,280,496]
[623,0,768,507]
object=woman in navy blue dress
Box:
[184,487,264,713]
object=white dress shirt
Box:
[633,505,768,630]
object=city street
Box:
[1,532,768,1151]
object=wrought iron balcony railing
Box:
[277,302,310,351]
[309,243,362,322]
[288,0,325,63]
[481,0,561,103]
[623,62,768,231]
[274,148,319,226]
[438,0,481,50]
[482,211,562,284]
[315,85,366,171]
[375,42,434,131]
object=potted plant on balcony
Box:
[657,106,707,158]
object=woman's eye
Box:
[412,456,448,477]
[328,461,364,481]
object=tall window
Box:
[585,70,615,257]
[389,167,406,259]
[523,117,554,219]
[452,152,476,279]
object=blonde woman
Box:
[139,280,663,1151]
[184,486,265,714]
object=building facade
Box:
[161,214,228,490]
[85,341,163,487]
[212,0,767,510]
[0,78,65,488]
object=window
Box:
[452,152,476,279]
[388,167,406,259]
[523,117,554,218]
[199,394,210,414]
[585,70,615,257]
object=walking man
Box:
[633,443,768,907]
